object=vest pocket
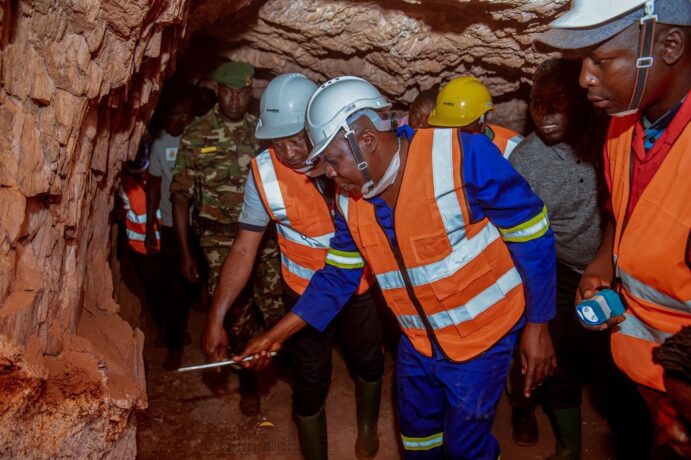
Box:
[410,230,451,265]
[428,259,513,338]
[429,260,492,304]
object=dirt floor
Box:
[135,306,616,460]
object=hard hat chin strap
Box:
[622,0,657,115]
[344,127,375,194]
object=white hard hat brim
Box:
[306,127,338,163]
[255,121,302,140]
[537,0,691,50]
[536,10,638,49]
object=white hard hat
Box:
[538,0,690,50]
[550,0,647,28]
[255,73,318,140]
[305,76,391,164]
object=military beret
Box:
[211,62,254,89]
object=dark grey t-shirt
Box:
[509,132,602,271]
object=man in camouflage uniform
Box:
[170,61,283,415]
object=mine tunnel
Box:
[2,0,690,459]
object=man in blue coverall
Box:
[236,76,557,459]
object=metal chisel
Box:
[175,352,278,373]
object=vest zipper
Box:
[372,211,454,362]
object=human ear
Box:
[359,129,379,155]
[659,27,686,66]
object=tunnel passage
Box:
[0,1,572,458]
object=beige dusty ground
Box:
[136,307,615,460]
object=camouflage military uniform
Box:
[170,105,284,352]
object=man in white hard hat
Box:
[537,0,691,457]
[235,75,557,459]
[200,73,384,460]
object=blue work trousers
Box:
[396,329,518,459]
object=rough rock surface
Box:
[0,1,187,458]
[190,0,569,132]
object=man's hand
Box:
[575,272,610,305]
[180,251,200,283]
[231,312,308,370]
[520,322,557,398]
[145,227,159,255]
[575,274,625,331]
[201,319,229,362]
[232,332,283,371]
[574,220,619,331]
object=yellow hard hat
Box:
[428,76,494,127]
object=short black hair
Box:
[653,326,691,384]
[533,58,582,89]
[412,88,439,107]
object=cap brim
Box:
[307,138,331,164]
[536,13,636,50]
[255,124,301,140]
[307,128,340,165]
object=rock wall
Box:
[188,0,568,132]
[0,1,188,458]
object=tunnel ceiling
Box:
[184,0,569,130]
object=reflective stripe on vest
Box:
[617,266,691,314]
[433,129,468,246]
[396,267,522,330]
[277,224,334,250]
[255,151,289,222]
[126,228,160,242]
[375,223,501,290]
[618,313,673,345]
[503,135,523,159]
[488,124,524,159]
[280,252,316,281]
[126,208,161,225]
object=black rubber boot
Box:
[546,407,581,460]
[512,407,539,447]
[296,405,328,460]
[355,378,382,459]
[238,369,260,417]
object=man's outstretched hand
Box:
[232,312,308,370]
[232,332,284,370]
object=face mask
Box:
[362,137,401,199]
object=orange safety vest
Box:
[118,175,160,255]
[607,114,691,391]
[487,123,523,159]
[337,129,525,361]
[251,148,372,295]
